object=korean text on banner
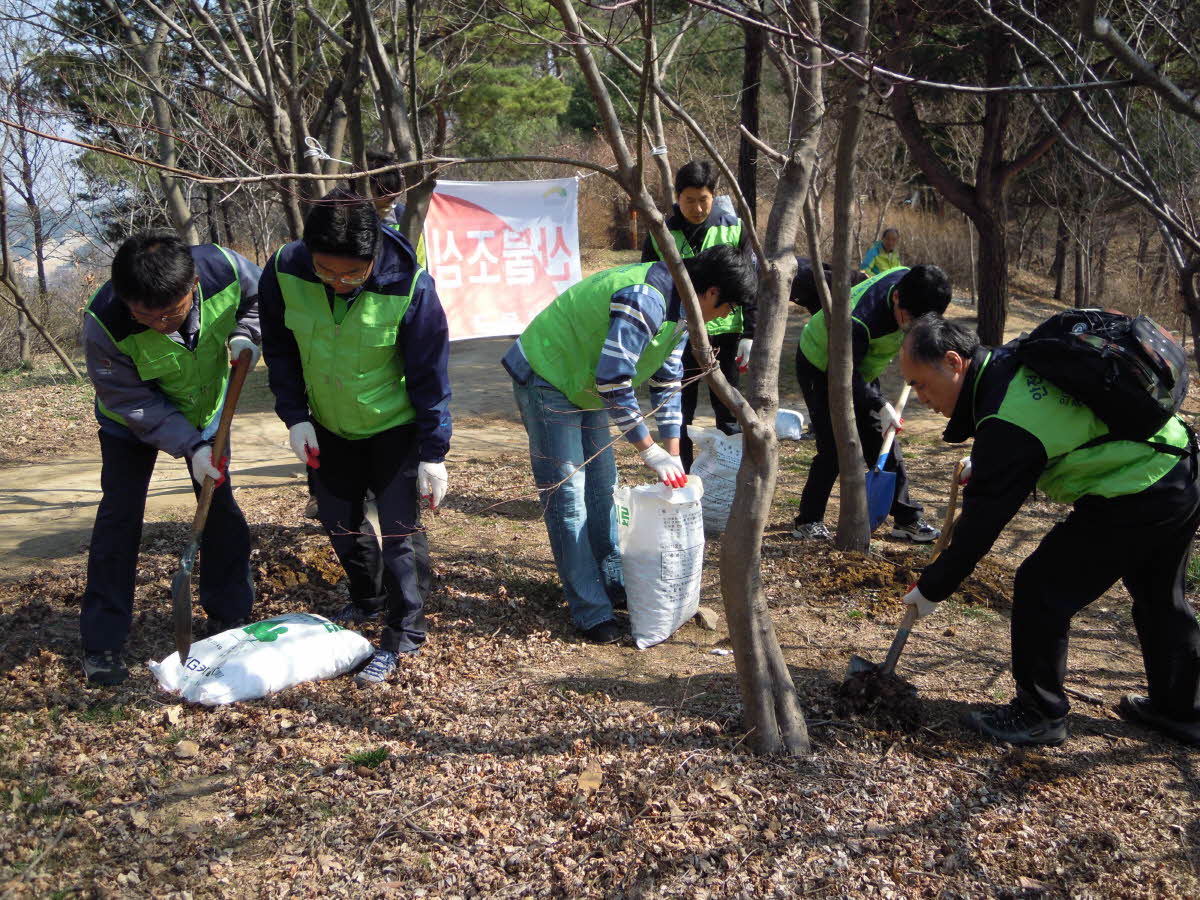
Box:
[423,178,583,341]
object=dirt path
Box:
[0,294,1048,576]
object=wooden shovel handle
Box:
[188,349,254,540]
[876,383,912,464]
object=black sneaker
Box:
[581,620,623,644]
[206,616,249,637]
[332,602,382,626]
[304,495,321,520]
[792,521,832,540]
[1118,695,1200,746]
[83,651,128,686]
[962,698,1068,747]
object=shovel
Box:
[866,384,912,531]
[846,458,966,680]
[170,349,254,663]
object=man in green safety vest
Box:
[81,231,262,685]
[503,244,757,644]
[792,263,952,542]
[260,188,451,687]
[899,315,1200,747]
[642,160,754,470]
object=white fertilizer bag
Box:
[776,408,806,441]
[689,427,743,538]
[149,613,373,705]
[614,479,705,649]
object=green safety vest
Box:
[864,245,902,277]
[798,266,907,381]
[977,351,1190,503]
[87,246,242,430]
[520,263,685,411]
[650,222,744,336]
[277,255,422,440]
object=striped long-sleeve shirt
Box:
[594,281,687,444]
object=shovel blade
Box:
[170,566,194,663]
[845,653,879,680]
[866,467,898,531]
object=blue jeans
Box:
[512,376,624,630]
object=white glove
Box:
[190,443,225,486]
[418,461,448,509]
[871,401,903,435]
[289,422,320,467]
[736,338,753,373]
[228,335,260,369]
[958,456,973,485]
[903,584,939,620]
[639,443,688,488]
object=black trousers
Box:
[310,421,428,654]
[1012,457,1200,720]
[794,351,921,526]
[680,331,742,471]
[81,430,253,653]
[306,469,431,607]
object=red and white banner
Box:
[423,178,583,341]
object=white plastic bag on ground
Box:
[149,613,373,705]
[613,479,705,649]
[776,408,806,440]
[689,427,743,538]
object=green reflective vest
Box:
[87,246,242,430]
[977,352,1190,503]
[798,266,907,381]
[277,255,422,439]
[650,222,744,336]
[520,263,684,411]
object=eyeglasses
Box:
[127,288,194,327]
[312,259,374,286]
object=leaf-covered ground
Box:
[2,443,1200,899]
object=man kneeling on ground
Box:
[899,314,1200,747]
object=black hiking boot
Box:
[83,650,128,687]
[581,620,623,645]
[1118,695,1200,746]
[962,698,1068,747]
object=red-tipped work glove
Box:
[640,443,687,488]
[958,456,973,485]
[736,338,753,374]
[289,422,320,469]
[190,444,227,488]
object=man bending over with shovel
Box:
[792,263,951,542]
[81,231,262,685]
[899,315,1200,747]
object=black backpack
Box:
[1011,309,1189,444]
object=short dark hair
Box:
[366,150,404,199]
[896,264,951,317]
[111,230,196,310]
[674,160,718,195]
[904,313,980,365]
[882,227,899,240]
[303,188,379,261]
[684,244,757,309]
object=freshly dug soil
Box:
[837,667,924,731]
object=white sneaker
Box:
[890,519,940,543]
[792,521,832,540]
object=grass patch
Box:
[347,746,390,769]
[1187,554,1200,593]
[77,702,130,725]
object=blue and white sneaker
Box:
[355,650,399,686]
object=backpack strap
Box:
[1074,423,1195,459]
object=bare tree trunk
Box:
[1050,213,1068,300]
[1073,238,1088,308]
[16,310,29,367]
[1094,238,1108,305]
[738,16,764,224]
[976,213,1008,340]
[826,0,872,552]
